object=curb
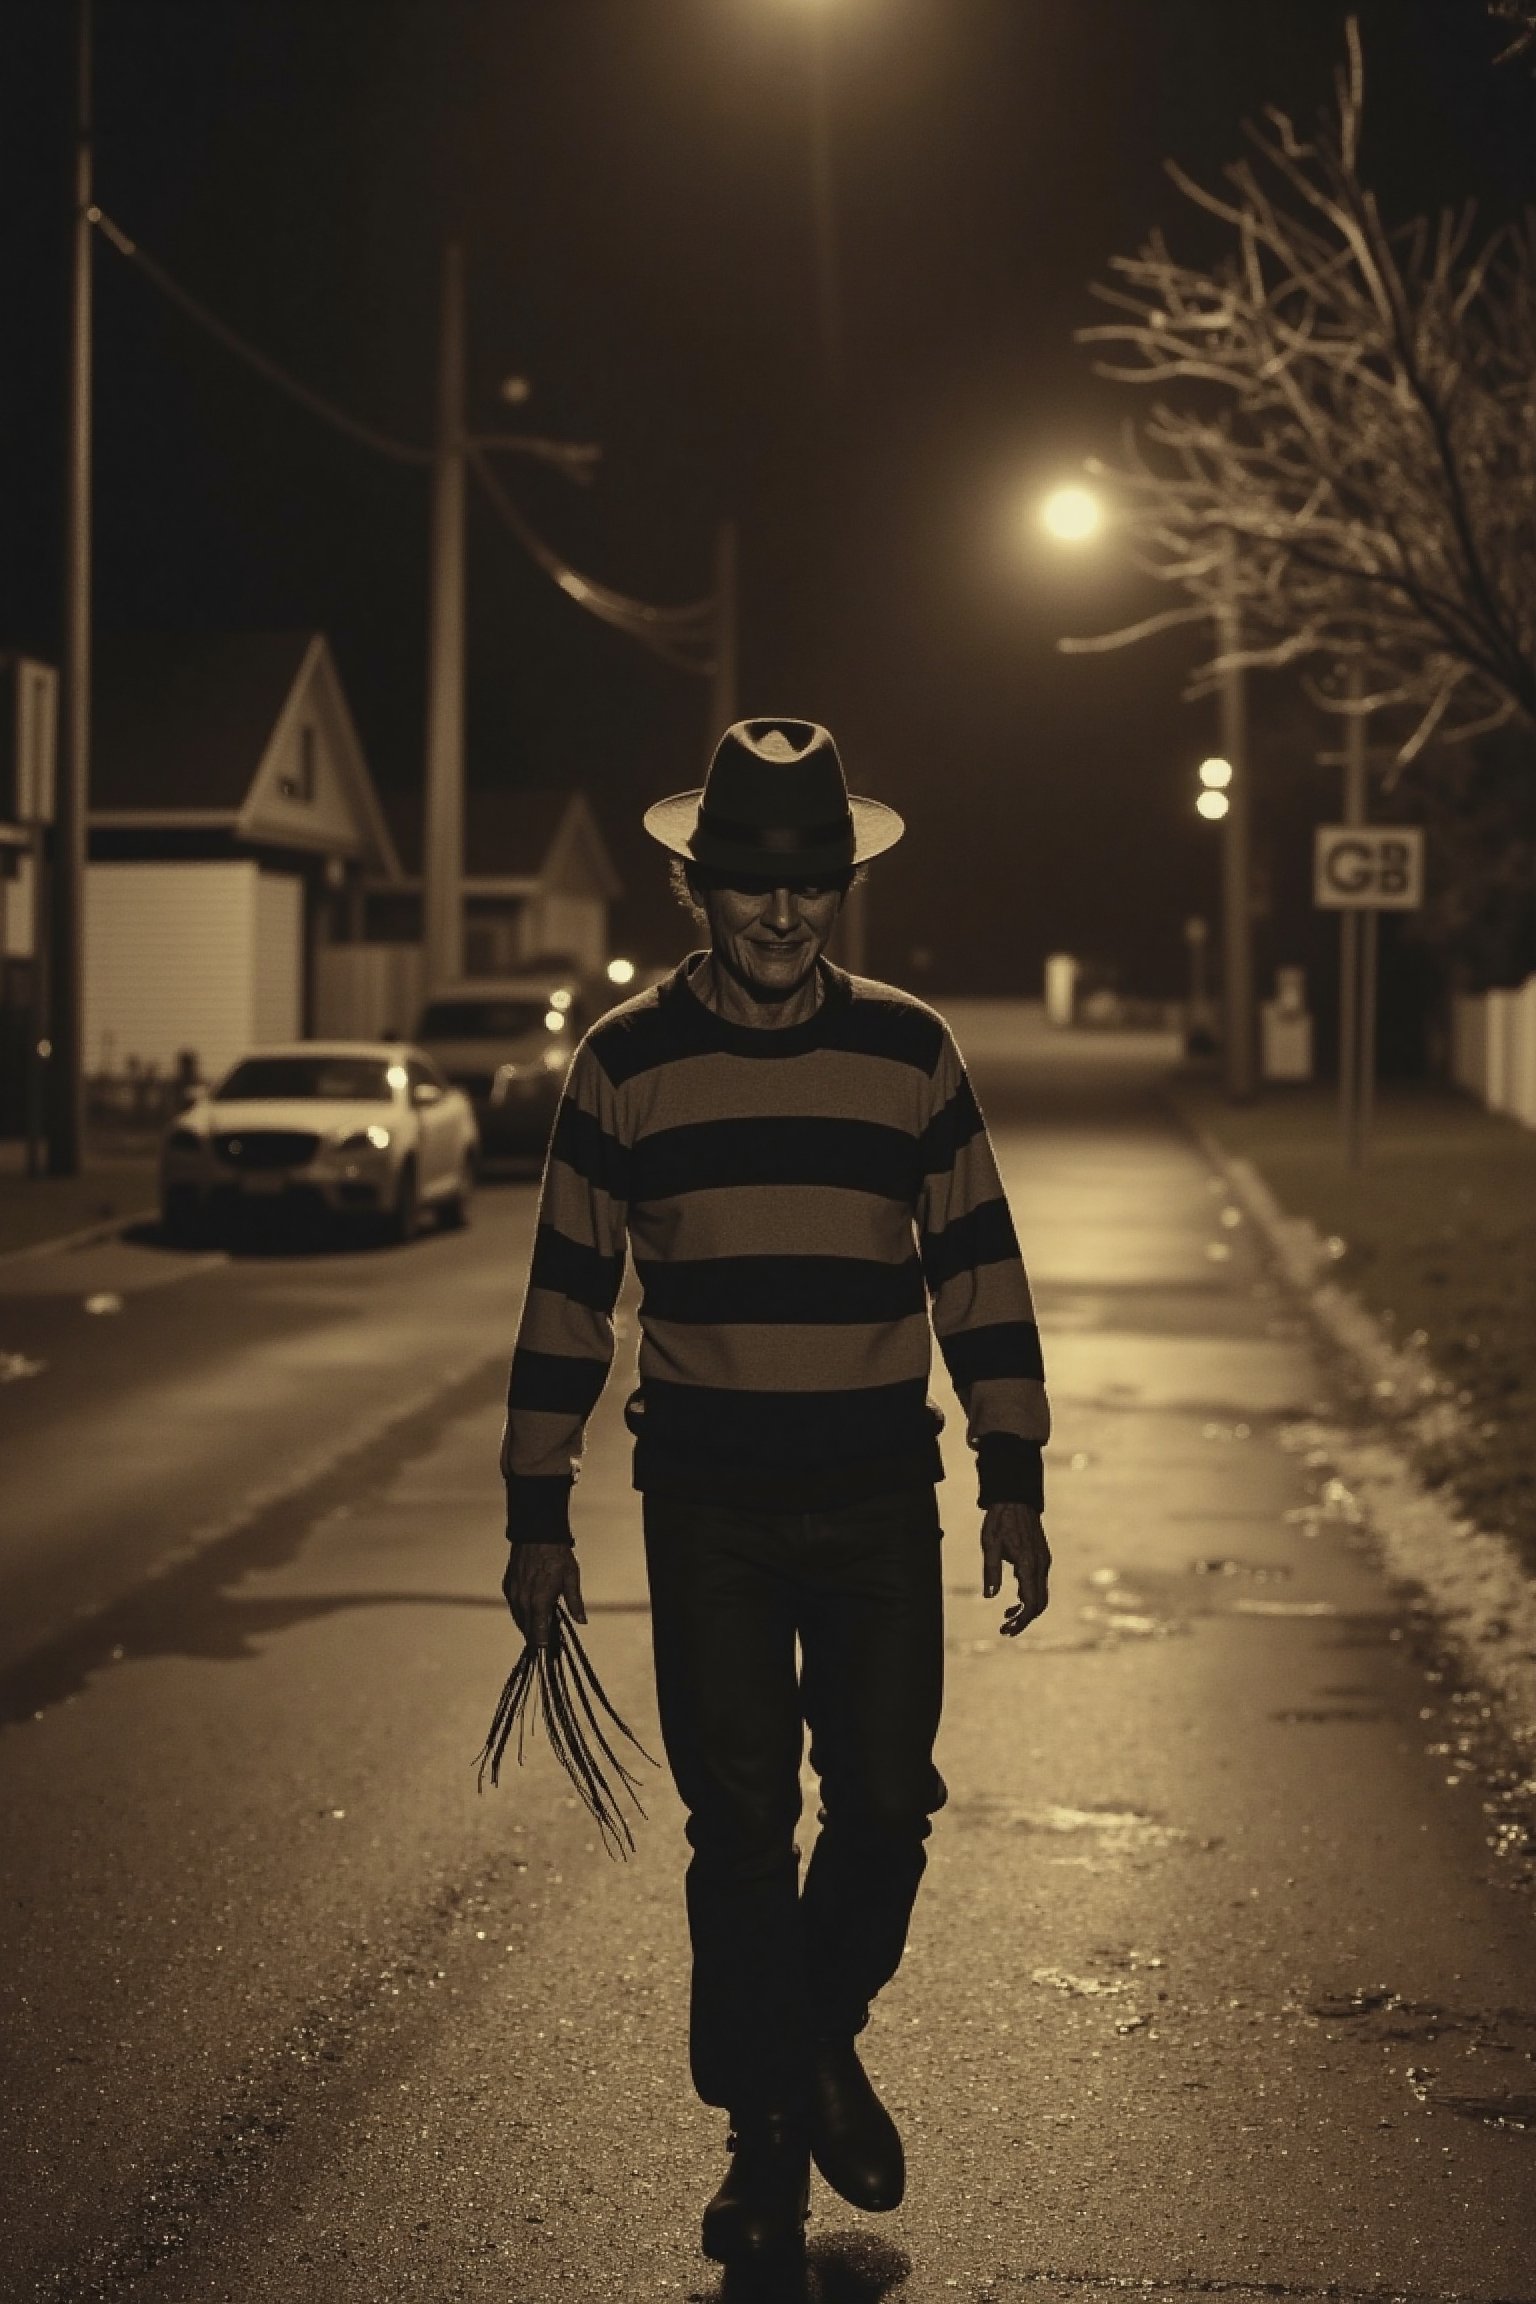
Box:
[0,1202,159,1270]
[1165,1088,1536,1755]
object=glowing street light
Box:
[1197,756,1233,819]
[1039,483,1105,545]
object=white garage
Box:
[85,860,302,1084]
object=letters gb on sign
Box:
[1313,826,1425,911]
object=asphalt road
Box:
[3,1010,1534,2304]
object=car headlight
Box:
[167,1126,203,1152]
[337,1124,392,1152]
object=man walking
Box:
[502,718,1050,2267]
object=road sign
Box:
[1314,826,1425,910]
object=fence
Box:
[314,944,424,1044]
[86,1060,199,1142]
[1450,976,1536,1129]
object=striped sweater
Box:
[502,955,1049,1542]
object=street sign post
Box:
[1312,810,1424,1167]
[1313,827,1425,910]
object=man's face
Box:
[700,877,846,999]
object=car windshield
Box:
[417,999,551,1039]
[216,1057,397,1104]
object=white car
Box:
[160,1041,479,1246]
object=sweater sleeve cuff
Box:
[975,1434,1044,1513]
[505,1473,576,1546]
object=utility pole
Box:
[806,12,844,396]
[50,0,92,1175]
[1216,533,1254,1102]
[1339,664,1374,1168]
[709,518,738,746]
[422,240,466,997]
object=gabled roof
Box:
[92,633,316,812]
[89,631,400,877]
[382,786,621,897]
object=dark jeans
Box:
[642,1486,947,2115]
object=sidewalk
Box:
[1167,1070,1536,1578]
[0,1139,159,1260]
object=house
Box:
[373,786,622,975]
[314,786,622,1040]
[85,632,401,1085]
[0,655,57,1136]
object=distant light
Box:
[1197,790,1230,821]
[500,375,531,406]
[543,1044,571,1072]
[387,1063,409,1089]
[1039,484,1104,544]
[544,1009,566,1033]
[549,987,573,1011]
[607,957,636,986]
[1199,756,1234,789]
[36,1037,52,1060]
[365,1123,392,1151]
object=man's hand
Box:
[503,1541,587,1650]
[981,1501,1051,1637]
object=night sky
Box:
[4,0,1532,992]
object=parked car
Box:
[413,975,597,1166]
[159,1040,478,1245]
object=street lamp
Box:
[1039,484,1105,545]
[1196,755,1231,820]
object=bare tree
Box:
[1491,1,1536,60]
[1066,18,1536,772]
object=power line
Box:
[469,445,718,674]
[90,205,719,664]
[92,207,433,467]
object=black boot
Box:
[701,2111,811,2264]
[807,2037,905,2211]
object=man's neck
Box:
[695,951,826,1031]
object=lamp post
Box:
[1194,755,1249,1079]
[422,241,466,998]
[804,3,844,396]
[1182,915,1213,1052]
[1213,533,1254,1101]
[1040,481,1255,1101]
[50,0,93,1176]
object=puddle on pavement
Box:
[1031,1964,1129,1998]
[1069,1560,1344,1646]
[1432,2089,1536,2130]
[1270,1706,1386,1724]
[1031,1951,1166,2035]
[1079,1566,1184,1643]
[1229,1597,1340,1618]
[1309,1986,1536,2129]
[949,1795,1212,1866]
[952,1563,1192,1651]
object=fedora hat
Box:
[643,718,904,880]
